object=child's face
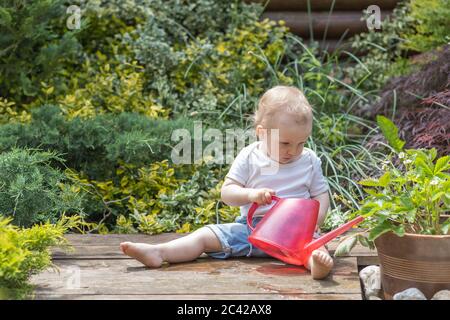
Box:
[257,113,312,164]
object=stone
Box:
[359,265,381,299]
[431,290,450,300]
[393,288,427,300]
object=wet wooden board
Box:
[52,233,378,259]
[31,256,361,300]
[30,233,377,300]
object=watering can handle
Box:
[247,195,280,231]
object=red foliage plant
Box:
[364,45,449,157]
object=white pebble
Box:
[393,288,427,300]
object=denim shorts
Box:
[204,215,321,259]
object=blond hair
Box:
[253,86,312,128]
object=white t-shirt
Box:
[226,141,329,218]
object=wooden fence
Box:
[247,0,402,52]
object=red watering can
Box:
[247,195,364,266]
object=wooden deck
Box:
[30,233,378,300]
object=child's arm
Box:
[221,177,276,207]
[311,191,330,230]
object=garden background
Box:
[0,0,448,299]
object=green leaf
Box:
[434,155,450,174]
[0,8,12,27]
[368,220,393,241]
[391,224,405,237]
[376,115,405,152]
[432,191,444,202]
[405,209,417,223]
[429,148,437,162]
[415,157,434,176]
[378,172,391,187]
[363,188,384,197]
[400,195,414,209]
[441,219,450,235]
[358,235,375,249]
[359,178,381,187]
[334,235,357,257]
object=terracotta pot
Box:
[375,231,450,299]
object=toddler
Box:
[120,86,333,279]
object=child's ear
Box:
[256,125,264,139]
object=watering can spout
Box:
[303,216,364,253]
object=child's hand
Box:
[248,188,276,205]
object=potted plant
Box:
[335,115,450,299]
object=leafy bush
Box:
[157,163,240,233]
[0,0,80,103]
[70,0,146,55]
[0,215,80,299]
[346,0,450,94]
[124,0,262,75]
[56,60,169,119]
[66,159,239,234]
[335,116,450,255]
[0,105,194,179]
[0,97,31,124]
[402,0,450,52]
[345,2,416,92]
[0,148,85,227]
[168,19,290,119]
[119,1,291,123]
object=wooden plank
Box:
[62,233,185,246]
[357,256,380,266]
[32,293,361,300]
[30,257,362,299]
[53,233,378,259]
[247,0,401,11]
[262,11,391,39]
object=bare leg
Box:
[304,246,334,280]
[120,227,223,267]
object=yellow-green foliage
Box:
[0,215,78,299]
[64,160,240,235]
[173,19,291,105]
[65,160,182,234]
[57,58,169,119]
[1,60,169,123]
[176,181,240,233]
[0,97,31,124]
[402,0,450,52]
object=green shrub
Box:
[70,0,146,55]
[402,0,450,52]
[335,116,450,255]
[0,215,80,299]
[346,0,450,93]
[167,19,290,120]
[120,1,289,123]
[55,61,169,119]
[66,160,239,234]
[0,148,85,227]
[157,163,240,233]
[0,105,195,179]
[0,0,80,103]
[345,2,416,92]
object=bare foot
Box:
[120,242,164,268]
[308,250,334,280]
